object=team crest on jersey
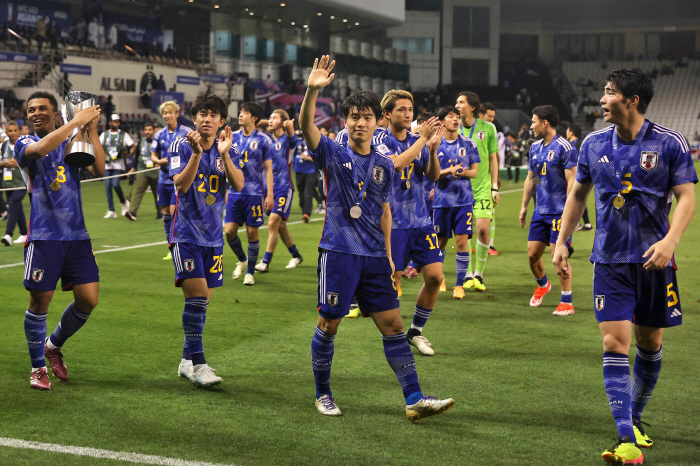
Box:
[215,157,224,172]
[376,144,390,154]
[183,258,195,273]
[372,166,384,183]
[595,295,605,311]
[477,131,485,140]
[32,268,44,283]
[640,151,658,171]
[327,292,339,307]
[459,147,466,157]
[547,150,555,162]
[251,141,258,150]
[275,141,282,151]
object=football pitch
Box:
[0,175,699,466]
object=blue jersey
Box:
[269,132,297,192]
[293,137,315,174]
[311,135,394,257]
[231,129,272,197]
[529,136,577,215]
[16,135,90,242]
[335,128,385,145]
[577,122,697,264]
[375,129,433,230]
[434,136,481,208]
[168,138,238,247]
[152,124,192,185]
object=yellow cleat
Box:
[473,276,486,292]
[601,436,644,464]
[453,286,465,299]
[634,421,653,448]
[397,281,403,297]
[464,278,475,289]
[163,251,172,260]
[346,307,360,318]
[439,279,447,292]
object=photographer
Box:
[99,114,135,218]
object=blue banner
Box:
[5,0,71,30]
[151,91,184,114]
[60,63,92,75]
[177,76,200,86]
[199,75,229,84]
[0,51,38,62]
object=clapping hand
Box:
[218,126,233,156]
[187,131,203,156]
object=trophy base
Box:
[65,141,96,168]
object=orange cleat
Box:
[529,282,551,307]
[488,247,499,256]
[553,303,575,316]
[302,214,310,223]
[30,367,51,390]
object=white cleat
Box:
[1,234,12,246]
[178,359,194,381]
[243,273,255,286]
[192,364,222,387]
[406,396,455,422]
[286,256,303,269]
[315,395,342,416]
[232,260,248,279]
[254,261,269,272]
[13,235,27,244]
[408,333,435,356]
[121,200,130,216]
[104,211,118,219]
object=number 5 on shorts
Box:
[667,283,678,307]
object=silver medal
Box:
[349,205,362,219]
[532,177,541,185]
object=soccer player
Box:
[152,101,193,260]
[301,56,454,420]
[519,105,577,316]
[375,90,444,356]
[169,95,244,387]
[224,102,274,286]
[255,110,303,272]
[455,92,499,291]
[433,106,480,299]
[478,102,501,256]
[99,114,135,218]
[567,124,592,231]
[0,121,28,245]
[553,68,697,464]
[16,91,104,390]
[293,133,315,222]
[125,122,159,220]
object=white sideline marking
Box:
[0,217,325,269]
[0,437,235,466]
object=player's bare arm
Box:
[564,166,577,196]
[458,163,478,179]
[552,179,593,278]
[173,131,202,193]
[300,55,335,151]
[283,119,295,138]
[263,159,275,211]
[80,111,106,176]
[392,117,438,172]
[219,126,244,192]
[26,104,100,159]
[151,150,167,166]
[439,163,463,179]
[424,125,443,182]
[643,182,696,270]
[381,201,394,274]
[489,151,500,206]
[519,170,536,229]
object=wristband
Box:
[491,188,498,192]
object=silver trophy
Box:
[61,91,97,167]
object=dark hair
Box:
[458,91,480,117]
[416,112,435,124]
[5,120,19,128]
[532,105,559,127]
[479,102,497,115]
[341,91,382,121]
[240,101,263,123]
[27,91,59,113]
[144,122,154,129]
[606,68,654,114]
[191,95,228,120]
[437,106,459,121]
[568,124,582,138]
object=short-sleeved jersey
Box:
[231,129,272,197]
[458,119,498,199]
[528,135,577,215]
[577,122,698,264]
[374,129,433,230]
[434,136,481,208]
[168,138,239,247]
[152,124,192,185]
[15,134,90,242]
[311,135,394,257]
[293,137,315,174]
[268,132,298,192]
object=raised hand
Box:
[74,105,101,127]
[307,55,336,91]
[187,131,203,156]
[283,118,295,132]
[218,126,233,156]
[418,116,439,141]
[427,125,444,151]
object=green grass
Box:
[1,176,699,465]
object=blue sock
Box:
[49,302,90,348]
[603,352,635,440]
[561,290,572,304]
[247,240,260,274]
[631,345,662,420]
[288,244,301,258]
[182,337,190,360]
[456,252,470,286]
[262,252,273,264]
[536,273,548,287]
[227,236,247,262]
[382,333,422,403]
[412,305,432,330]
[311,327,335,397]
[25,310,47,369]
[182,297,208,366]
[408,260,416,268]
[163,214,172,242]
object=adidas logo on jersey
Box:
[598,155,610,163]
[670,308,682,318]
[343,162,352,170]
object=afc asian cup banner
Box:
[3,0,71,30]
[151,91,184,114]
[0,51,38,62]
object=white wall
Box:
[387,10,440,90]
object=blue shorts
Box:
[391,225,444,272]
[157,183,176,206]
[528,211,572,246]
[170,242,224,288]
[433,205,474,239]
[593,263,681,328]
[224,193,264,227]
[268,188,294,221]
[24,240,99,291]
[317,249,400,319]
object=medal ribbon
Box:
[611,120,649,194]
[459,118,478,140]
[348,146,377,208]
